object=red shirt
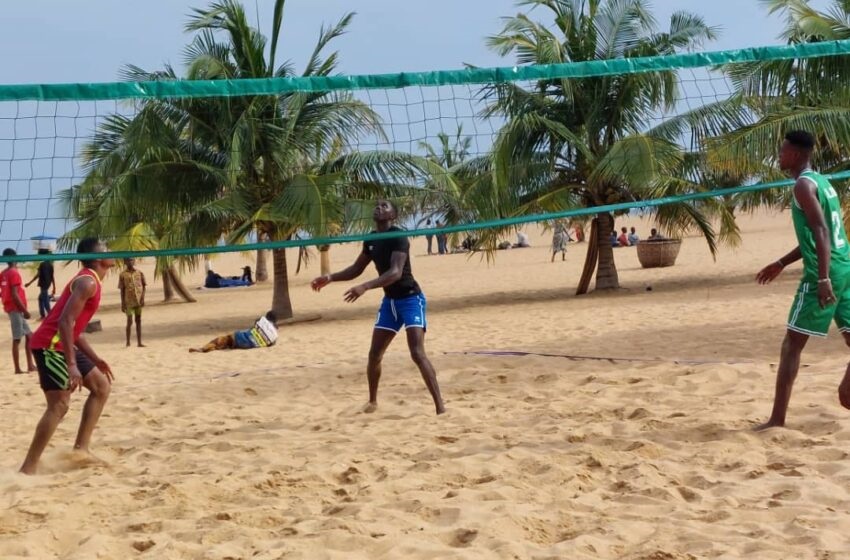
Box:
[0,267,26,313]
[31,268,102,351]
[618,233,630,247]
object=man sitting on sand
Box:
[648,228,665,241]
[189,311,278,352]
[628,227,640,245]
[617,227,630,247]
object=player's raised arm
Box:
[311,250,372,291]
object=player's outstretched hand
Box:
[311,275,331,292]
[756,261,784,285]
[344,284,366,303]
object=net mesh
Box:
[0,40,849,262]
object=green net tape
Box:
[1,40,849,101]
[6,172,849,264]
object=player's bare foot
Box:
[19,464,36,475]
[14,369,25,374]
[436,404,446,415]
[69,448,107,467]
[125,342,131,347]
[363,401,378,413]
[753,419,784,432]
[137,343,146,348]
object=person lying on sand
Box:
[189,311,278,353]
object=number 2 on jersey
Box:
[832,210,846,249]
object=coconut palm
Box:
[58,105,225,302]
[706,0,850,207]
[483,0,725,293]
[416,126,488,249]
[69,0,426,320]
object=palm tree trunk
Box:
[162,269,174,302]
[272,248,293,320]
[320,245,331,276]
[163,265,197,303]
[594,212,619,290]
[255,249,269,282]
[576,218,599,295]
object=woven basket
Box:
[636,239,682,268]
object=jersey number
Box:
[832,211,846,249]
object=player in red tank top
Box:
[20,238,115,475]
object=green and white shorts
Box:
[787,277,850,337]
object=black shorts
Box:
[33,348,96,391]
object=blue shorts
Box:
[233,329,258,349]
[375,293,427,333]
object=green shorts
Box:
[787,277,850,337]
[125,306,142,317]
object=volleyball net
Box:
[1,40,849,263]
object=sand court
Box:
[2,212,850,559]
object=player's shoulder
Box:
[793,175,818,198]
[388,226,410,238]
[71,273,97,293]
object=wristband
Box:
[818,278,831,284]
[775,259,785,267]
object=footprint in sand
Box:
[337,466,362,484]
[127,521,163,533]
[132,540,156,552]
[419,506,460,526]
[449,528,478,547]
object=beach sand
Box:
[2,211,850,559]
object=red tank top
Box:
[31,268,102,351]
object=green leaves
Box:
[589,135,684,192]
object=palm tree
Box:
[706,0,850,209]
[484,0,723,293]
[71,0,424,320]
[416,126,486,249]
[58,105,224,302]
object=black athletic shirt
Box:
[36,261,54,290]
[363,226,421,299]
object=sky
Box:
[0,0,826,85]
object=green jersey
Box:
[791,170,850,282]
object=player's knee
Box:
[409,347,428,366]
[89,374,111,399]
[782,332,807,354]
[368,348,385,364]
[48,398,70,419]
